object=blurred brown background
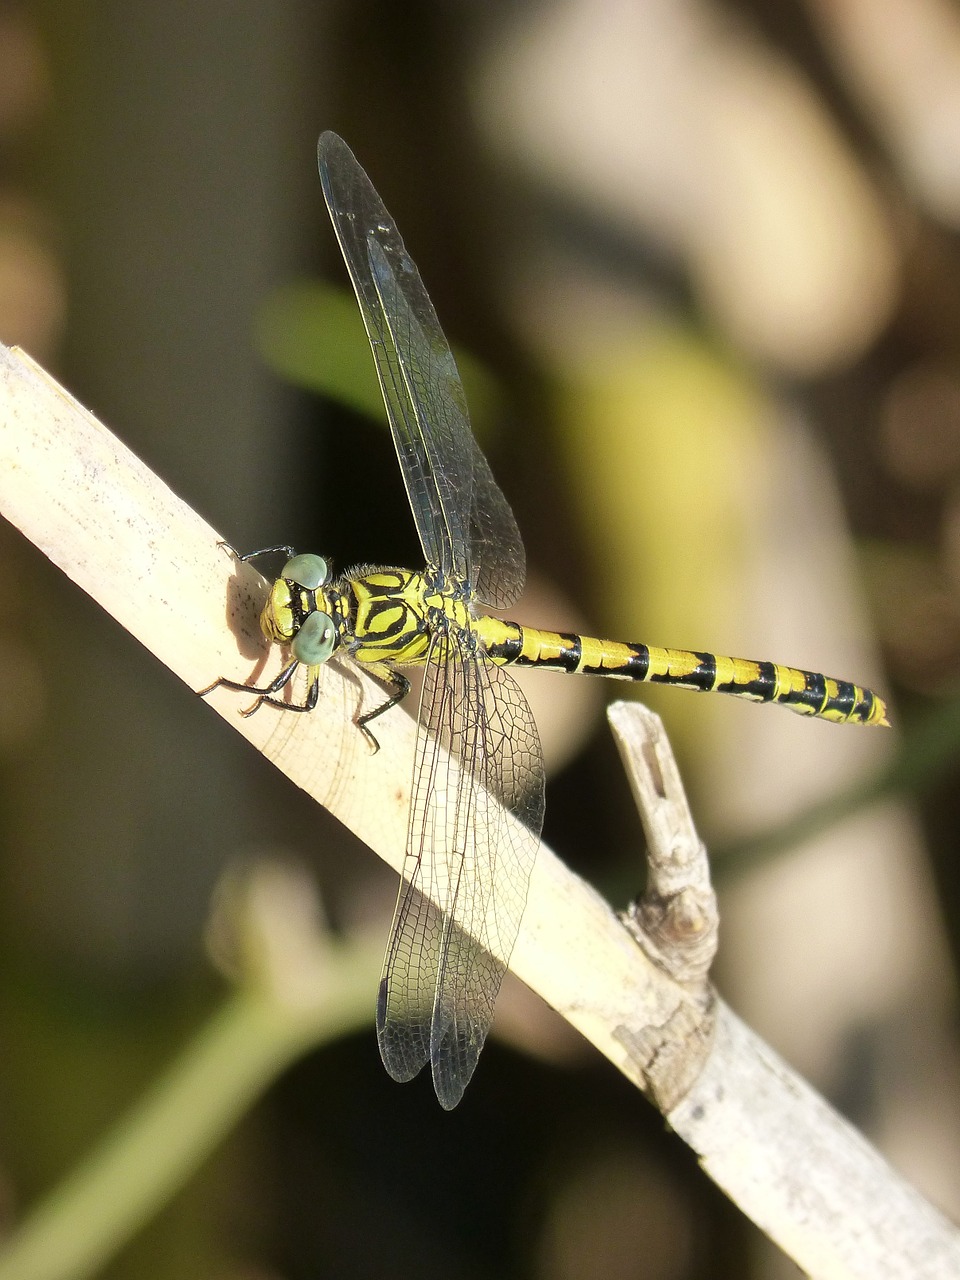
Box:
[1,1,958,1277]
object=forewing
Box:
[376,629,544,1108]
[317,131,525,608]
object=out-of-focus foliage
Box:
[257,279,500,440]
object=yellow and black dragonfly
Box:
[210,131,888,1108]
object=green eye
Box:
[282,553,330,590]
[292,611,337,665]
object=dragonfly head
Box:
[259,552,340,668]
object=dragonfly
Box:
[208,131,889,1109]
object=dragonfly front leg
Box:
[357,666,411,753]
[200,659,319,717]
[217,541,298,568]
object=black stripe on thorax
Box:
[324,581,356,639]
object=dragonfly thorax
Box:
[341,565,437,667]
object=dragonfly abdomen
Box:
[477,617,888,726]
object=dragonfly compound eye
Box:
[282,553,330,590]
[292,611,337,665]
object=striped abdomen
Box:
[476,617,888,727]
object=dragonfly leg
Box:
[216,541,298,567]
[357,667,411,753]
[235,544,297,565]
[199,659,318,717]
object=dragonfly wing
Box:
[377,628,544,1108]
[429,646,544,1108]
[317,131,525,608]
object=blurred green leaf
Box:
[255,280,500,442]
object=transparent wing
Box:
[320,132,543,1105]
[376,629,544,1108]
[317,130,525,609]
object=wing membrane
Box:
[319,132,543,1106]
[377,629,544,1108]
[317,131,524,608]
